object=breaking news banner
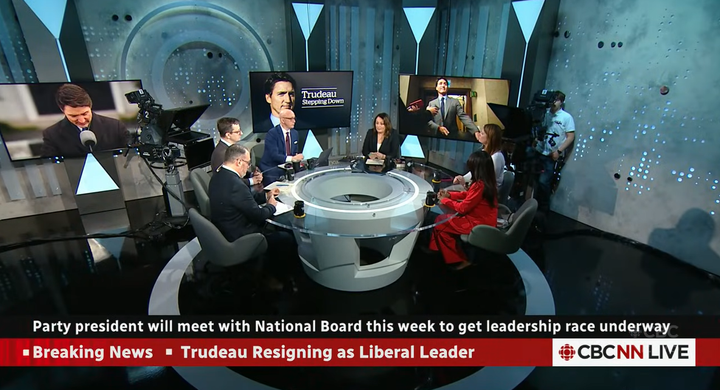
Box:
[0,316,719,367]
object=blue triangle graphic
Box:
[512,0,545,42]
[95,228,126,260]
[302,130,324,159]
[76,153,119,195]
[292,3,324,40]
[401,135,425,159]
[23,0,68,39]
[403,7,435,43]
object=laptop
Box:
[308,147,333,169]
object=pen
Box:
[276,184,290,186]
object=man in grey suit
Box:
[426,77,479,140]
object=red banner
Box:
[1,338,719,367]
[1,338,548,366]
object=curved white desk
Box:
[269,163,453,292]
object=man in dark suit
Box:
[426,77,478,140]
[210,117,262,185]
[258,109,303,186]
[253,72,296,133]
[209,144,278,242]
[209,144,296,284]
[41,84,128,158]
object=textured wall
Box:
[546,0,720,275]
[74,0,287,138]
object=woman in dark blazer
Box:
[362,112,400,160]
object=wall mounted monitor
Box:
[0,80,142,161]
[249,71,354,133]
[397,75,510,142]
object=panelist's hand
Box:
[437,189,450,200]
[439,126,449,136]
[453,175,465,185]
[267,195,277,207]
[268,188,280,197]
[427,106,439,115]
[407,104,420,112]
[292,153,304,162]
[252,169,263,183]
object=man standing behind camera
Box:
[41,84,128,158]
[534,91,575,212]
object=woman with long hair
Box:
[454,123,505,188]
[429,150,498,270]
[362,112,400,160]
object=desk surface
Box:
[264,161,458,237]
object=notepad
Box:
[273,201,293,216]
[366,158,384,166]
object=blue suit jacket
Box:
[259,124,299,185]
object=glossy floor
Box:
[0,200,719,390]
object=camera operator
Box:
[533,91,575,212]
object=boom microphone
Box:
[79,129,97,152]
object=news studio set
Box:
[0,1,719,390]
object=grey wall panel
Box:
[11,0,69,82]
[546,0,720,275]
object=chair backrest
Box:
[189,169,212,218]
[188,208,268,267]
[467,198,537,254]
[250,142,265,168]
[503,198,538,251]
[498,170,515,206]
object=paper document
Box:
[273,201,293,216]
[264,182,292,191]
[366,158,384,166]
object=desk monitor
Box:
[308,147,333,170]
[158,104,210,134]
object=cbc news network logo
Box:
[558,344,575,361]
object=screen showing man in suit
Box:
[398,75,510,142]
[0,80,141,161]
[41,84,130,159]
[258,109,303,185]
[252,72,297,134]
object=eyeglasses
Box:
[237,158,251,165]
[282,117,296,121]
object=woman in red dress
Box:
[428,150,498,270]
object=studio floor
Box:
[1,197,719,390]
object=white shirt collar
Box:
[220,165,242,178]
[220,138,233,146]
[270,114,280,127]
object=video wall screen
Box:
[0,80,142,161]
[397,75,510,142]
[249,71,353,133]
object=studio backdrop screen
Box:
[249,71,353,133]
[0,80,142,161]
[397,75,510,142]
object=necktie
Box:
[285,131,291,156]
[440,97,445,125]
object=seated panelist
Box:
[211,117,262,186]
[428,150,499,270]
[209,144,279,242]
[41,84,128,158]
[258,109,303,186]
[208,144,294,289]
[362,112,399,161]
[453,123,505,189]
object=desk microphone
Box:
[79,129,96,152]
